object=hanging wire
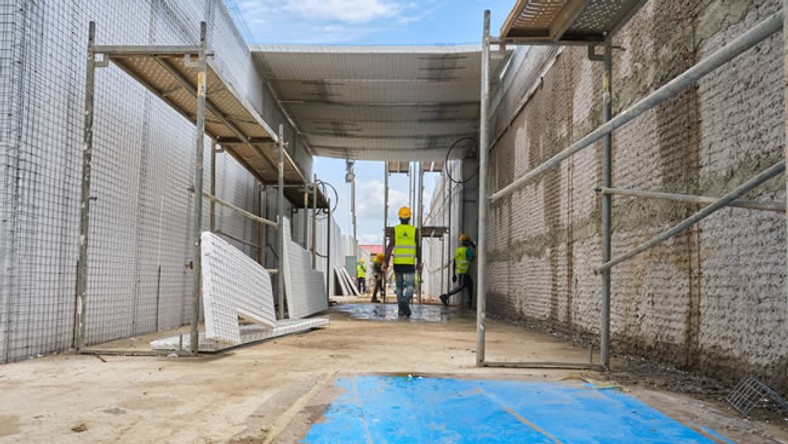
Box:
[445,136,479,184]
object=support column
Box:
[75,22,97,352]
[600,39,613,369]
[277,125,285,320]
[476,10,491,367]
[417,163,424,304]
[383,164,389,302]
[190,21,208,354]
[312,175,318,269]
[210,143,217,232]
[326,198,332,302]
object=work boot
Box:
[440,294,449,307]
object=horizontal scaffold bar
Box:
[489,11,783,203]
[598,187,786,212]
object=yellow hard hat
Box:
[376,253,384,261]
[459,233,470,241]
[360,258,365,263]
[398,206,412,219]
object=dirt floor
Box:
[0,300,785,443]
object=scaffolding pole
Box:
[312,175,318,269]
[277,124,286,320]
[383,164,389,302]
[476,10,491,367]
[489,11,783,203]
[74,22,97,352]
[189,22,208,354]
[417,162,424,304]
[600,39,613,369]
[598,187,786,212]
[783,0,788,310]
[597,161,786,273]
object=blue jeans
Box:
[395,271,415,316]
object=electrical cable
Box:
[445,136,479,184]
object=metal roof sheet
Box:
[500,0,646,43]
[251,45,509,162]
[100,47,327,207]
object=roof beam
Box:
[549,0,588,41]
[281,100,478,107]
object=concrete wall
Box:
[487,0,786,392]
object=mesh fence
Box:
[0,0,299,362]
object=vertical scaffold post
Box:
[277,124,286,320]
[210,143,217,232]
[600,39,613,369]
[312,174,318,269]
[476,10,491,367]
[417,162,424,304]
[75,22,97,352]
[326,198,332,303]
[383,164,389,301]
[190,21,208,354]
[783,0,787,326]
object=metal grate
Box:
[726,376,788,417]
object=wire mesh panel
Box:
[201,231,276,344]
[0,0,297,362]
[726,376,788,417]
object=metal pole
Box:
[189,21,208,354]
[277,124,286,319]
[303,185,309,248]
[597,161,786,273]
[417,163,424,304]
[351,171,357,258]
[312,175,318,269]
[783,0,788,318]
[326,198,332,302]
[476,10,491,367]
[599,187,786,212]
[600,39,613,369]
[256,183,264,265]
[75,22,97,352]
[490,11,784,203]
[383,164,388,301]
[210,144,217,232]
[447,169,452,295]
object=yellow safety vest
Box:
[393,224,417,265]
[357,263,366,278]
[455,246,470,274]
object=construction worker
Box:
[356,258,367,293]
[440,233,476,309]
[370,253,385,303]
[383,206,421,317]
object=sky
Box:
[232,0,514,245]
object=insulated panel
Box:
[282,217,328,319]
[201,232,276,344]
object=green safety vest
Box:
[455,246,470,274]
[393,224,417,265]
[357,263,366,278]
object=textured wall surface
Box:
[487,0,786,391]
[0,0,306,362]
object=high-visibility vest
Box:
[357,263,366,278]
[393,224,417,265]
[455,246,470,274]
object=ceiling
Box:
[251,45,510,162]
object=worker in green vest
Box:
[356,258,367,293]
[440,233,476,309]
[371,253,385,303]
[383,206,421,317]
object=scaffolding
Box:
[76,21,326,355]
[476,1,787,369]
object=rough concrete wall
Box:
[488,0,786,392]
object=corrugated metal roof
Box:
[251,45,509,162]
[500,0,646,43]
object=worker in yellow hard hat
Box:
[370,253,386,303]
[383,206,421,317]
[356,257,367,293]
[440,233,476,309]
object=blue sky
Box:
[232,0,514,244]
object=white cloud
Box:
[283,0,402,24]
[356,180,408,220]
[235,0,436,43]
